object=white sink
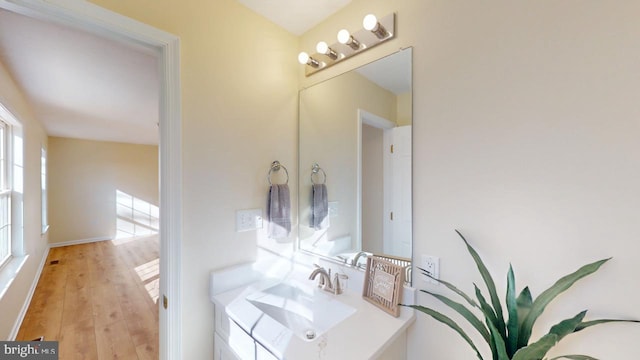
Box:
[245,279,356,341]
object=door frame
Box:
[0,1,182,359]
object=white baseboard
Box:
[49,236,111,248]
[9,236,112,339]
[8,246,49,340]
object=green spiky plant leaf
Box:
[406,304,485,360]
[516,258,611,348]
[505,265,519,357]
[457,230,507,340]
[401,230,640,359]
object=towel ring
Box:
[267,160,289,185]
[311,163,327,185]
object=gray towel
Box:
[311,184,329,230]
[267,184,291,239]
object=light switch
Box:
[236,209,263,232]
[328,201,339,217]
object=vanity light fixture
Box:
[363,14,389,39]
[337,29,361,50]
[298,51,320,68]
[316,41,339,60]
[298,12,396,76]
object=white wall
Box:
[301,0,640,358]
[0,60,49,340]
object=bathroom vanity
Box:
[210,47,416,360]
[210,254,415,360]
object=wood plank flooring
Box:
[17,235,159,359]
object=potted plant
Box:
[404,230,639,360]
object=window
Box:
[0,102,25,271]
[41,147,48,234]
[0,120,10,267]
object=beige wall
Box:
[301,0,640,358]
[361,124,384,254]
[47,137,158,244]
[396,91,412,126]
[0,60,49,339]
[299,70,396,251]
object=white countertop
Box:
[211,262,415,360]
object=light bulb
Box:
[316,41,329,54]
[363,13,389,39]
[363,14,378,31]
[316,41,338,60]
[337,29,360,50]
[297,51,320,68]
[298,52,310,65]
[337,29,351,44]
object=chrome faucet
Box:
[351,251,368,267]
[309,266,347,295]
[309,266,332,289]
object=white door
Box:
[385,125,412,258]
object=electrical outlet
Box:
[421,255,440,284]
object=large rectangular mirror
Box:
[298,48,412,278]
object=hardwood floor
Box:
[17,235,160,359]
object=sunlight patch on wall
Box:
[0,255,27,300]
[115,190,159,242]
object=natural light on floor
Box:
[135,258,160,303]
[114,190,159,244]
[113,190,160,303]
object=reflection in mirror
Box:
[298,48,412,282]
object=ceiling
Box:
[237,0,352,36]
[0,8,159,145]
[355,49,412,95]
[0,1,410,146]
[239,0,411,94]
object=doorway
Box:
[358,109,412,258]
[0,1,181,359]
